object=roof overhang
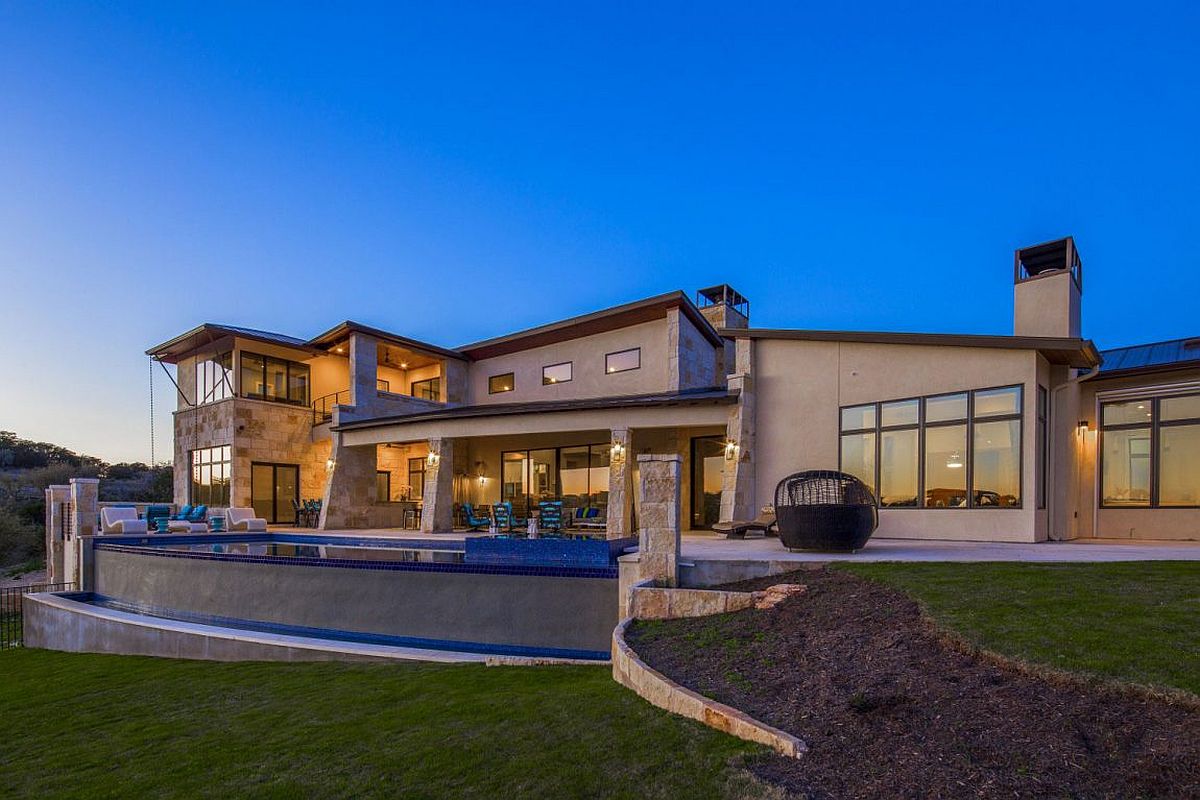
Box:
[457,291,724,360]
[333,387,736,432]
[723,328,1102,369]
[308,321,467,362]
[146,324,318,364]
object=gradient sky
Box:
[1,2,1198,463]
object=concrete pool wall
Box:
[85,544,618,657]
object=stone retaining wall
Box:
[611,617,805,757]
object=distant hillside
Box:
[0,431,172,571]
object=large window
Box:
[190,446,231,507]
[501,443,610,513]
[839,385,1023,509]
[1101,393,1200,508]
[411,377,440,401]
[195,353,233,405]
[240,351,310,406]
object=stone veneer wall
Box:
[666,307,720,391]
[173,398,329,509]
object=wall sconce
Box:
[1077,420,1090,437]
[611,441,626,464]
[426,451,440,468]
[325,458,335,471]
[724,440,738,461]
[478,475,487,486]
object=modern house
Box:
[147,237,1200,543]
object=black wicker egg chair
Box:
[774,470,879,552]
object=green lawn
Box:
[0,650,762,799]
[841,561,1200,695]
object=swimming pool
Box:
[80,532,621,660]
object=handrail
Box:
[312,390,351,425]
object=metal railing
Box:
[312,390,351,425]
[1,582,75,649]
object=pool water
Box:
[152,540,465,564]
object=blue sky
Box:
[1,2,1197,462]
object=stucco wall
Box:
[465,320,674,404]
[753,339,1044,542]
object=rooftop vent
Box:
[1014,236,1082,290]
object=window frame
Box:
[411,377,440,401]
[189,445,232,507]
[488,372,515,394]
[1036,385,1048,509]
[605,348,641,375]
[407,457,425,500]
[542,361,573,386]
[376,470,391,503]
[838,384,1024,510]
[1100,392,1200,509]
[239,350,311,407]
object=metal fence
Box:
[0,583,74,649]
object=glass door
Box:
[691,436,725,529]
[251,462,300,524]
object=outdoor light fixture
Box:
[946,451,963,469]
[611,441,626,463]
[426,451,440,468]
[400,362,408,369]
[724,440,738,460]
[478,475,487,486]
[1078,420,1091,434]
[326,458,335,471]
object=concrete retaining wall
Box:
[92,547,617,656]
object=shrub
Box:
[0,507,42,570]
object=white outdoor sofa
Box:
[225,507,268,532]
[100,506,148,535]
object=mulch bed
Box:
[626,568,1200,799]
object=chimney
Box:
[1013,237,1082,338]
[696,284,749,330]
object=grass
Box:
[840,561,1200,695]
[0,650,763,800]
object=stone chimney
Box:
[1013,237,1082,338]
[696,285,749,331]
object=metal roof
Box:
[1098,336,1200,377]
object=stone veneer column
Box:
[319,435,377,529]
[67,478,100,590]
[44,485,70,584]
[606,429,633,539]
[348,332,378,417]
[420,438,455,533]
[720,337,756,524]
[635,454,682,586]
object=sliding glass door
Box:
[691,436,725,529]
[251,462,299,524]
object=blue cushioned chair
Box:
[145,505,172,532]
[187,504,208,523]
[461,503,492,531]
[492,502,526,533]
[538,501,564,533]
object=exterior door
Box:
[251,462,300,524]
[691,436,725,529]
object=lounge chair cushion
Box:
[225,507,268,532]
[100,507,149,534]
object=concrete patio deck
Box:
[270,526,1200,562]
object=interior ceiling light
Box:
[946,451,963,469]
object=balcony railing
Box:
[312,390,350,425]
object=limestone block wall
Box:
[667,307,720,391]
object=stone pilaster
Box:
[44,485,70,584]
[441,359,468,405]
[720,338,756,524]
[635,454,682,587]
[606,429,633,539]
[348,332,379,414]
[67,478,99,590]
[319,435,377,529]
[420,438,455,533]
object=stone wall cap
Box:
[69,478,101,484]
[636,453,683,463]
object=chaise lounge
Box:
[100,506,149,535]
[225,507,268,532]
[712,505,778,539]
